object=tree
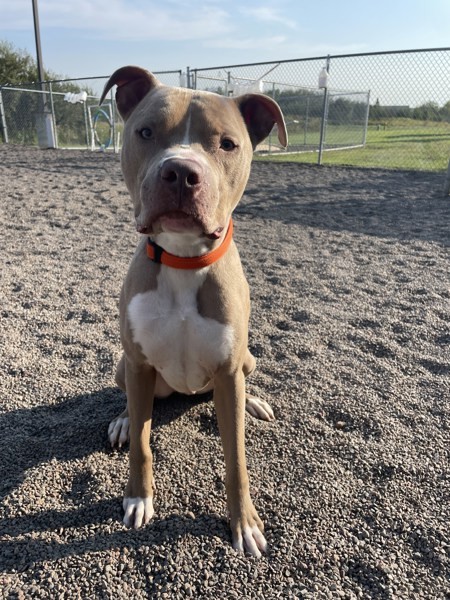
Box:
[370,98,382,120]
[0,40,38,85]
[0,39,75,85]
[0,39,95,146]
[440,101,450,122]
[412,101,441,121]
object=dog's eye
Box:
[220,138,236,151]
[139,128,153,140]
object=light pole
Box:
[32,0,45,87]
[31,0,56,147]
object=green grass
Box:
[258,119,450,171]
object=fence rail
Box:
[1,49,449,171]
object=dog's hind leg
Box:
[242,349,256,377]
[246,394,275,422]
[109,354,130,447]
[108,407,130,448]
[243,349,275,422]
[115,353,126,391]
[110,354,175,447]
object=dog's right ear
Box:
[99,66,161,120]
[235,93,288,150]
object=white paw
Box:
[123,497,154,529]
[108,416,129,447]
[233,525,268,558]
[245,395,275,421]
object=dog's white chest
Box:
[127,269,234,394]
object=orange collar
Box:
[147,220,233,270]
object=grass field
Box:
[258,119,450,171]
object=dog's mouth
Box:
[158,210,199,233]
[137,210,223,239]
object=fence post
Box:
[48,82,58,148]
[186,67,191,89]
[268,82,276,153]
[110,88,117,153]
[362,90,371,146]
[83,101,90,150]
[443,159,450,196]
[88,106,95,151]
[318,55,331,165]
[304,96,310,147]
[0,87,8,143]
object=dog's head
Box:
[101,66,287,241]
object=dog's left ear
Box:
[99,66,161,120]
[235,94,288,149]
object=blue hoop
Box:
[92,108,112,150]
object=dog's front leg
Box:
[214,369,267,558]
[122,358,156,529]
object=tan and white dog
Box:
[100,66,287,557]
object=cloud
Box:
[239,6,297,30]
[50,0,233,41]
[1,0,234,42]
[0,0,31,29]
[303,42,369,57]
[205,35,287,50]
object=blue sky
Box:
[0,0,449,79]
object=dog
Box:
[99,66,287,557]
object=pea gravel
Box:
[0,144,449,599]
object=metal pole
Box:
[88,106,95,151]
[83,100,90,150]
[110,88,117,153]
[268,81,276,152]
[32,0,57,148]
[48,82,58,148]
[186,67,191,89]
[362,90,371,146]
[0,88,9,143]
[304,96,309,146]
[318,88,329,164]
[318,56,331,165]
[32,0,45,98]
[443,159,450,196]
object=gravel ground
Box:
[0,144,449,599]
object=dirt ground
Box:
[1,144,449,599]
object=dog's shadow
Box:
[0,388,227,568]
[0,387,215,497]
[0,503,230,571]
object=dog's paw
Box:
[233,524,267,558]
[245,395,275,422]
[123,496,154,528]
[108,416,130,447]
[230,504,267,558]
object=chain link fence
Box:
[192,67,371,156]
[191,48,450,171]
[1,49,449,171]
[0,71,182,151]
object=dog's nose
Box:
[160,159,202,191]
